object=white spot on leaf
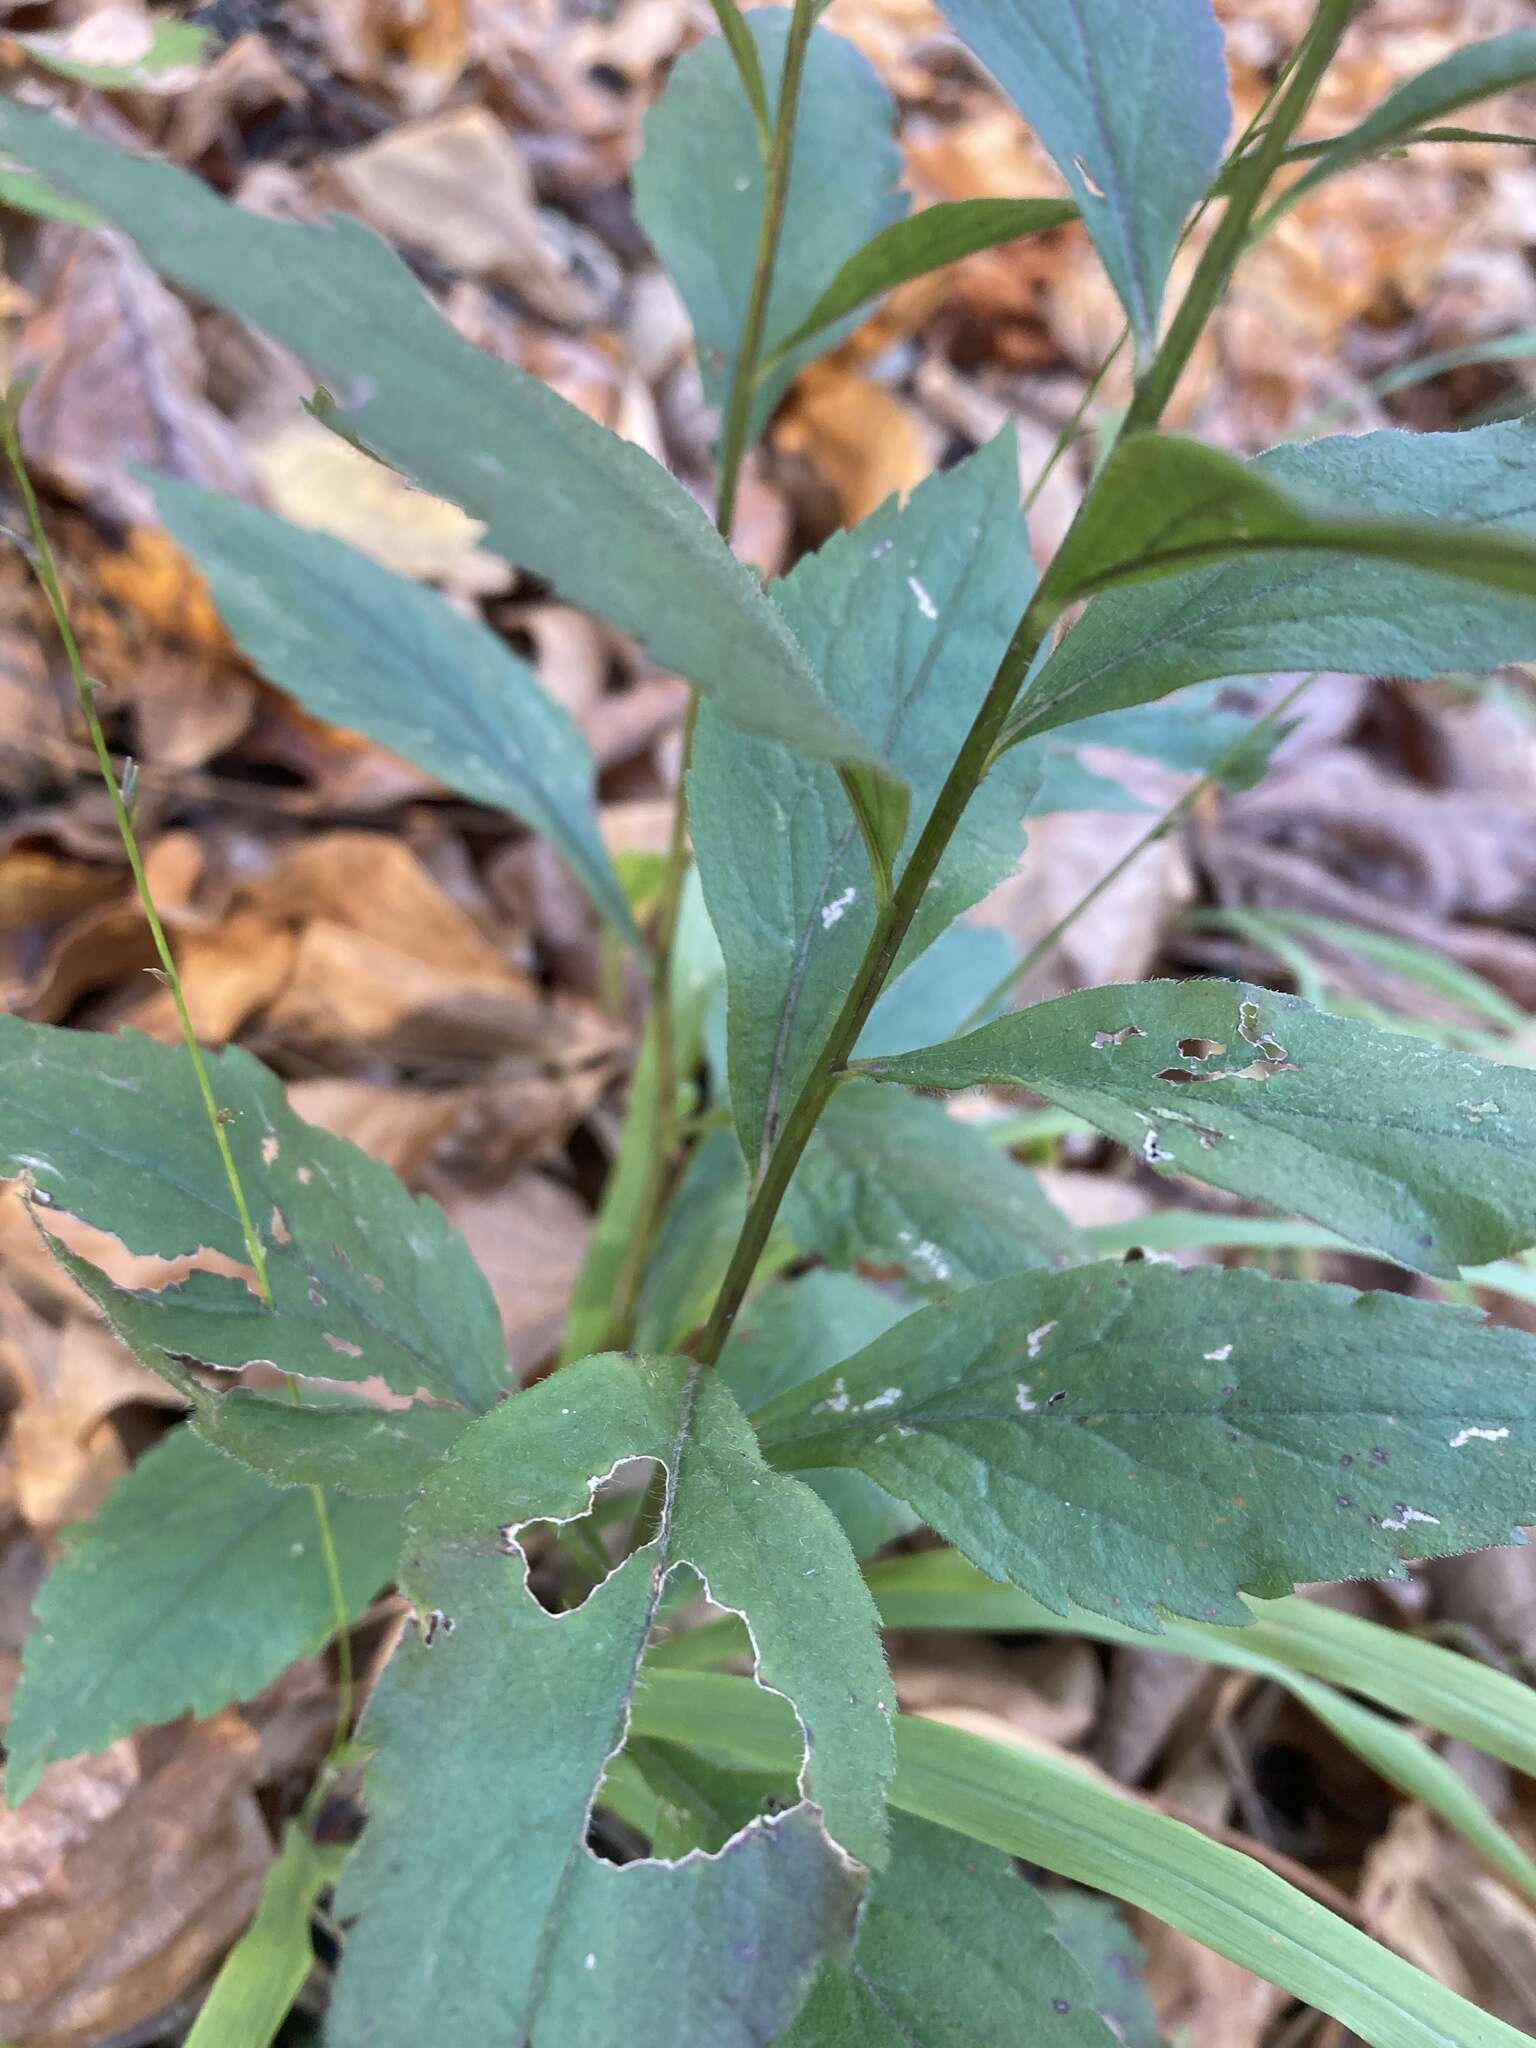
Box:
[906,574,938,620]
[1204,1344,1233,1363]
[1027,1321,1057,1360]
[821,886,857,930]
[1448,1425,1509,1449]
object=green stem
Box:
[957,672,1323,1031]
[1,398,358,1806]
[691,2,1356,1369]
[1123,0,1361,436]
[603,0,817,1351]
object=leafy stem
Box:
[604,0,817,1349]
[0,394,355,1797]
[691,2,1356,1368]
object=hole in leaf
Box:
[511,1457,664,1617]
[1177,1038,1225,1059]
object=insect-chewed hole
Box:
[511,1456,664,1617]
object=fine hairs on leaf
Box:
[8,5,1536,2047]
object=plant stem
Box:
[1123,0,1361,436]
[603,0,817,1349]
[956,672,1323,1031]
[0,398,357,1802]
[691,2,1355,1368]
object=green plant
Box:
[5,2,1536,2040]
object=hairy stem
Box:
[691,1,1355,1367]
[1,398,357,1793]
[603,0,817,1349]
[1123,0,1361,436]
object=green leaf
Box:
[857,922,1017,1059]
[1048,1895,1164,2048]
[0,1024,501,1409]
[330,1352,895,2047]
[1259,32,1536,228]
[891,1712,1534,2048]
[929,0,1229,350]
[754,1261,1536,1627]
[768,197,1079,364]
[148,480,634,941]
[868,1552,1536,1905]
[781,1811,1116,2046]
[0,165,100,225]
[723,1269,917,1560]
[190,1389,468,1496]
[856,977,1536,1276]
[788,1081,1081,1294]
[631,1674,1534,2048]
[692,433,1038,1171]
[17,13,207,86]
[633,11,904,428]
[1011,423,1536,745]
[0,1019,504,1409]
[6,1428,397,1805]
[0,101,874,771]
[184,1825,344,2048]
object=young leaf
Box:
[148,480,634,941]
[768,196,1079,363]
[1260,31,1536,227]
[753,1262,1536,1627]
[6,1427,398,1804]
[856,978,1536,1275]
[330,1353,895,2047]
[1010,423,1536,745]
[929,0,1229,350]
[0,1018,504,1409]
[0,101,876,771]
[633,10,904,431]
[781,1811,1116,2046]
[788,1081,1081,1294]
[691,433,1038,1172]
[723,1269,916,1560]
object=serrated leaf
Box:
[856,978,1536,1275]
[1261,31,1536,227]
[723,1269,916,1560]
[788,1081,1081,1294]
[148,480,634,940]
[754,1262,1536,1627]
[692,434,1038,1171]
[770,197,1078,364]
[633,11,903,430]
[6,1428,398,1805]
[781,1811,1116,2046]
[0,1019,503,1408]
[1011,423,1536,744]
[330,1352,894,2047]
[0,101,877,771]
[929,0,1229,350]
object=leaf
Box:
[769,197,1079,363]
[1048,1895,1165,2048]
[781,1811,1116,2046]
[928,0,1229,350]
[1261,32,1536,227]
[788,1081,1081,1294]
[856,921,1017,1060]
[891,1713,1534,2048]
[6,1427,398,1805]
[607,1737,796,1858]
[722,1269,916,1560]
[691,433,1038,1171]
[631,1674,1534,2048]
[329,1352,895,2047]
[0,101,874,770]
[190,1388,469,1496]
[1010,423,1536,745]
[867,1549,1536,1778]
[633,11,904,429]
[867,1553,1536,1906]
[856,978,1536,1275]
[148,480,634,940]
[0,1018,504,1409]
[633,1130,795,1353]
[0,165,100,226]
[17,13,207,86]
[704,0,772,149]
[753,1261,1536,1627]
[184,1825,344,2048]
